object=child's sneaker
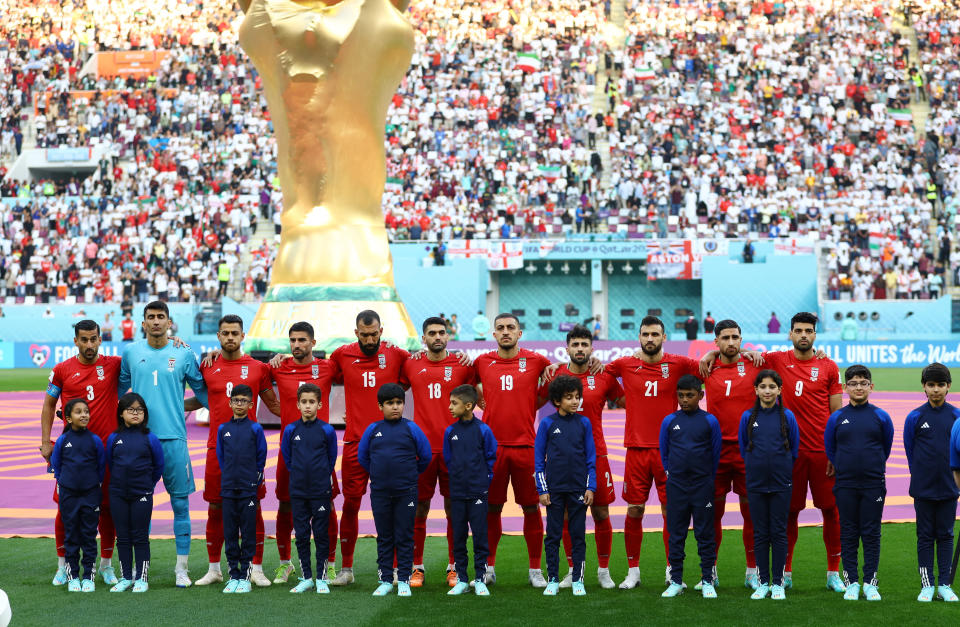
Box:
[694,566,718,590]
[132,579,149,593]
[81,579,95,592]
[843,582,860,600]
[273,563,296,584]
[917,586,935,602]
[661,582,684,598]
[111,579,133,592]
[543,579,560,596]
[827,571,847,592]
[372,582,393,596]
[770,584,786,600]
[67,578,82,592]
[572,581,586,596]
[559,570,573,588]
[222,579,240,594]
[701,581,717,599]
[397,581,411,597]
[751,583,770,600]
[448,581,469,596]
[863,584,881,601]
[938,585,959,602]
[99,565,118,585]
[474,580,490,596]
[290,578,314,593]
[235,579,252,594]
[52,566,69,586]
[315,580,330,594]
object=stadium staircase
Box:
[228,209,275,302]
[593,0,627,193]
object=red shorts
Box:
[593,455,617,507]
[790,449,836,512]
[488,445,539,506]
[203,448,266,503]
[714,442,747,500]
[417,452,449,501]
[340,441,369,498]
[622,447,667,505]
[274,450,340,502]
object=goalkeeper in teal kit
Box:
[119,301,208,587]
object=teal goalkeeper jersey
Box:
[119,341,209,441]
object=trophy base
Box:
[243,284,420,355]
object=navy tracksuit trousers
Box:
[371,490,417,583]
[450,497,489,583]
[223,496,258,580]
[545,493,587,582]
[914,498,958,587]
[834,487,885,586]
[666,480,716,585]
[747,490,790,586]
[291,497,330,581]
[60,485,100,580]
[109,492,153,581]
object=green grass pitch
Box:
[1,525,956,625]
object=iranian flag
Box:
[516,52,541,73]
[887,108,912,126]
[868,231,884,251]
[385,176,403,192]
[539,164,562,181]
[636,66,656,80]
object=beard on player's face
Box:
[792,338,812,351]
[569,351,589,365]
[291,345,309,359]
[720,343,740,357]
[496,336,517,350]
[428,338,447,353]
[359,339,380,356]
[641,340,662,356]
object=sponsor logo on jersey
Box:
[375,431,382,437]
[71,372,82,378]
[378,354,386,370]
[672,424,680,430]
[587,375,596,390]
[96,365,105,381]
[407,502,415,507]
[451,435,459,441]
[294,435,301,441]
[241,365,248,379]
[318,506,326,512]
[311,364,319,379]
[752,422,759,428]
[552,427,561,434]
[737,362,745,377]
[921,422,930,429]
[475,499,483,505]
[875,496,883,502]
[116,439,123,445]
[705,502,712,508]
[443,366,452,382]
[248,501,256,507]
[810,367,819,382]
[519,358,527,373]
[65,442,73,448]
[140,496,148,502]
[224,431,231,437]
[167,358,176,372]
[841,419,849,424]
[661,363,670,379]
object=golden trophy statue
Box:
[238,0,420,353]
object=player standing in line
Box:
[538,325,624,589]
[702,320,760,589]
[761,313,843,591]
[606,316,699,590]
[474,313,553,588]
[268,322,339,584]
[400,317,477,587]
[41,320,121,586]
[119,301,209,587]
[193,315,281,588]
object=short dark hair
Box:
[566,324,593,344]
[74,319,101,337]
[377,383,405,405]
[676,374,702,392]
[639,315,665,333]
[921,362,952,384]
[356,310,381,326]
[548,375,583,406]
[143,300,169,318]
[422,316,446,333]
[713,319,741,337]
[289,321,314,339]
[230,384,254,399]
[297,383,322,401]
[790,312,818,330]
[844,364,872,383]
[218,314,244,331]
[116,392,149,433]
[494,312,519,326]
[450,384,478,407]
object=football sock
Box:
[58,556,66,569]
[785,511,800,571]
[823,507,842,572]
[276,509,293,562]
[741,501,756,569]
[523,510,543,569]
[563,525,574,568]
[486,511,502,566]
[100,557,111,569]
[446,517,455,566]
[328,504,338,563]
[56,512,66,558]
[206,506,223,563]
[98,507,115,559]
[413,516,427,566]
[714,498,725,557]
[170,496,191,557]
[595,517,613,569]
[625,516,643,568]
[253,507,265,565]
[208,561,222,573]
[340,496,362,569]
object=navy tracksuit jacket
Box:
[659,408,722,585]
[825,402,894,586]
[738,405,799,586]
[904,401,960,586]
[535,411,597,583]
[280,417,338,580]
[443,416,497,583]
[358,417,431,583]
[216,416,268,580]
[51,427,106,580]
[106,427,164,581]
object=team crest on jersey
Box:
[443,366,452,382]
[587,375,596,390]
[661,363,670,378]
[241,365,249,379]
[96,365,105,381]
[810,367,819,382]
[167,358,176,372]
[378,354,386,370]
[311,364,319,379]
[519,358,527,373]
[737,362,745,377]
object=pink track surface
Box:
[0,391,924,539]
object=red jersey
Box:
[474,348,551,447]
[270,357,335,426]
[329,342,409,442]
[763,351,841,452]
[47,355,122,440]
[705,358,762,442]
[539,364,623,455]
[606,353,698,448]
[121,319,135,340]
[200,355,273,448]
[400,354,477,453]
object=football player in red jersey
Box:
[327,310,411,586]
[400,317,477,587]
[702,320,760,589]
[268,321,339,585]
[539,325,624,589]
[604,316,699,590]
[473,313,553,588]
[760,313,843,591]
[40,320,121,586]
[192,315,280,588]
